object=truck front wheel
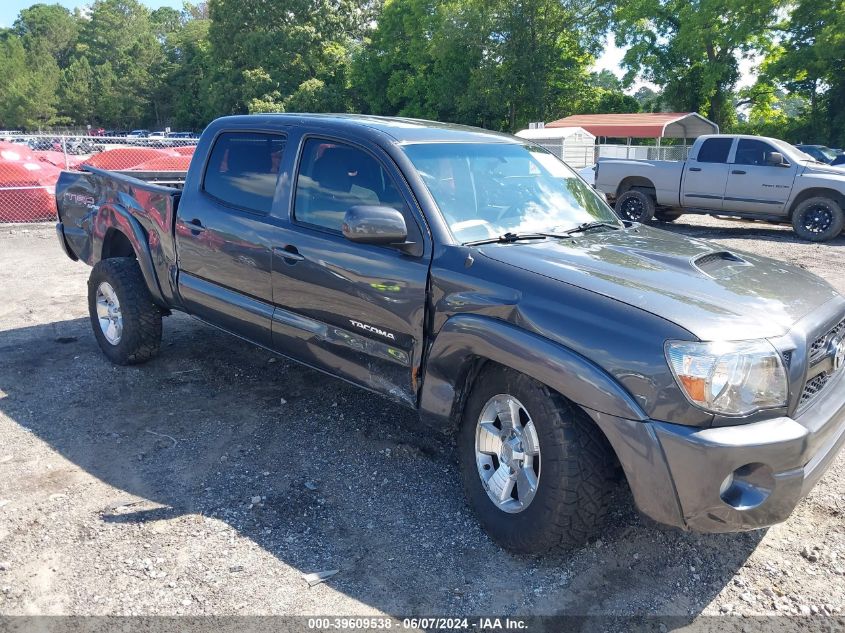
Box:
[791,197,845,242]
[87,258,162,365]
[615,190,655,222]
[458,366,617,553]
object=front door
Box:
[722,138,798,215]
[681,136,735,210]
[175,131,287,346]
[269,136,431,405]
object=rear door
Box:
[722,138,797,215]
[175,130,287,346]
[268,134,431,405]
[681,137,734,210]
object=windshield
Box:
[816,146,837,162]
[796,144,836,162]
[402,142,620,243]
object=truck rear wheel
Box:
[458,366,616,553]
[87,258,162,365]
[791,197,845,242]
[615,190,655,222]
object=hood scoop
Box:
[693,251,747,276]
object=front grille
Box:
[810,317,845,361]
[800,372,832,407]
[800,316,845,409]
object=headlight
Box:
[665,340,788,415]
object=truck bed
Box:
[56,166,183,306]
[595,158,684,207]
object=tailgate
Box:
[55,170,99,262]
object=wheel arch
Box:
[93,204,167,307]
[616,176,657,199]
[419,315,647,433]
[788,188,845,217]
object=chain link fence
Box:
[0,133,198,223]
[596,144,691,162]
[532,142,691,169]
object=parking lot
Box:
[0,217,844,624]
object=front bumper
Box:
[590,367,845,532]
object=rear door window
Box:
[696,138,733,163]
[203,132,286,213]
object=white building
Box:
[515,125,596,168]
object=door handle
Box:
[274,245,305,263]
[731,170,747,175]
[187,218,206,233]
[689,167,702,172]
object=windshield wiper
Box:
[463,232,570,246]
[563,221,621,235]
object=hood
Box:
[800,161,845,178]
[479,225,838,340]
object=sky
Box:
[2,0,754,93]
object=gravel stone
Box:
[1,219,844,619]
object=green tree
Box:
[613,0,784,130]
[13,3,80,68]
[0,35,61,128]
[757,0,845,145]
[58,56,96,124]
[206,0,372,115]
[78,0,164,126]
[354,0,610,130]
[165,15,216,129]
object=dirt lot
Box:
[1,217,844,628]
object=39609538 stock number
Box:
[307,618,471,630]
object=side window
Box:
[696,138,733,163]
[294,138,407,232]
[734,139,782,166]
[203,132,286,213]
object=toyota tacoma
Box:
[55,115,845,553]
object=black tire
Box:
[87,257,162,365]
[458,366,617,554]
[655,209,682,223]
[615,190,656,222]
[791,197,845,242]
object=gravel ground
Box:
[0,218,844,629]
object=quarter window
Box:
[203,132,286,213]
[696,138,733,163]
[294,138,406,232]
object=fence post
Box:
[61,136,69,170]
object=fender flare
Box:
[419,315,647,430]
[92,203,167,307]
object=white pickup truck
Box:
[594,134,845,241]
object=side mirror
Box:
[342,205,408,246]
[766,151,787,166]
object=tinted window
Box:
[203,132,286,213]
[696,138,733,163]
[294,138,406,232]
[734,139,782,166]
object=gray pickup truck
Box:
[55,115,845,553]
[595,134,845,241]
